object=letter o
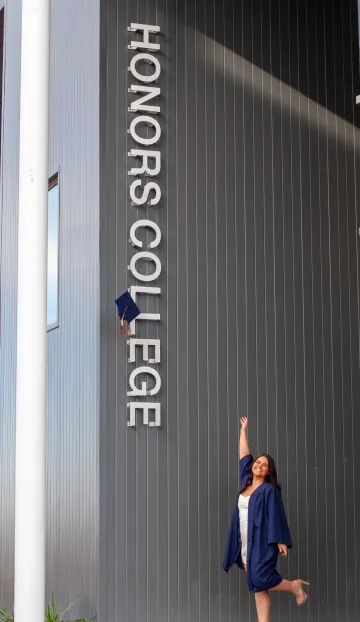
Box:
[130,219,161,249]
[129,53,161,83]
[129,251,161,282]
[129,115,161,145]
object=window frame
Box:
[47,173,60,332]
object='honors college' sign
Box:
[126,23,162,428]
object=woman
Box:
[223,417,309,621]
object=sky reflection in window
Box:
[47,182,59,330]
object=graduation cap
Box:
[115,291,140,336]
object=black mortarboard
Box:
[115,291,140,336]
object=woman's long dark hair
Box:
[240,453,281,493]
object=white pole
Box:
[14,1,50,621]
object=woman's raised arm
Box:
[239,417,250,460]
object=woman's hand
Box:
[239,417,250,459]
[240,417,248,430]
[278,544,288,558]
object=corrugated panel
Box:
[0,0,21,607]
[0,0,100,614]
[100,0,360,620]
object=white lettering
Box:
[129,115,161,146]
[128,149,161,176]
[127,24,163,428]
[128,338,161,364]
[127,366,161,396]
[129,285,161,334]
[127,402,161,427]
[129,219,161,249]
[129,85,160,114]
[129,180,161,206]
[129,251,161,282]
[129,53,161,83]
[128,23,160,51]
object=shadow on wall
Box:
[167,17,360,622]
[191,25,360,153]
[183,0,360,128]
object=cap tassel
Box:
[120,306,129,336]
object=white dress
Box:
[238,494,250,565]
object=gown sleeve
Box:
[266,486,292,548]
[239,454,253,488]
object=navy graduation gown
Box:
[222,454,292,593]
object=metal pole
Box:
[14,1,50,620]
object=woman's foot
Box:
[292,580,309,606]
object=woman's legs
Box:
[271,579,309,605]
[253,578,309,620]
[246,564,271,621]
[271,579,294,592]
[254,591,271,622]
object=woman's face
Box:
[252,456,269,479]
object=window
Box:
[47,175,60,330]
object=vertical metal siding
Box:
[100,0,360,620]
[0,0,100,613]
[0,0,21,607]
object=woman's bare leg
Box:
[271,579,294,592]
[254,591,271,622]
[271,579,309,605]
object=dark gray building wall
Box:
[100,0,360,621]
[0,0,100,613]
